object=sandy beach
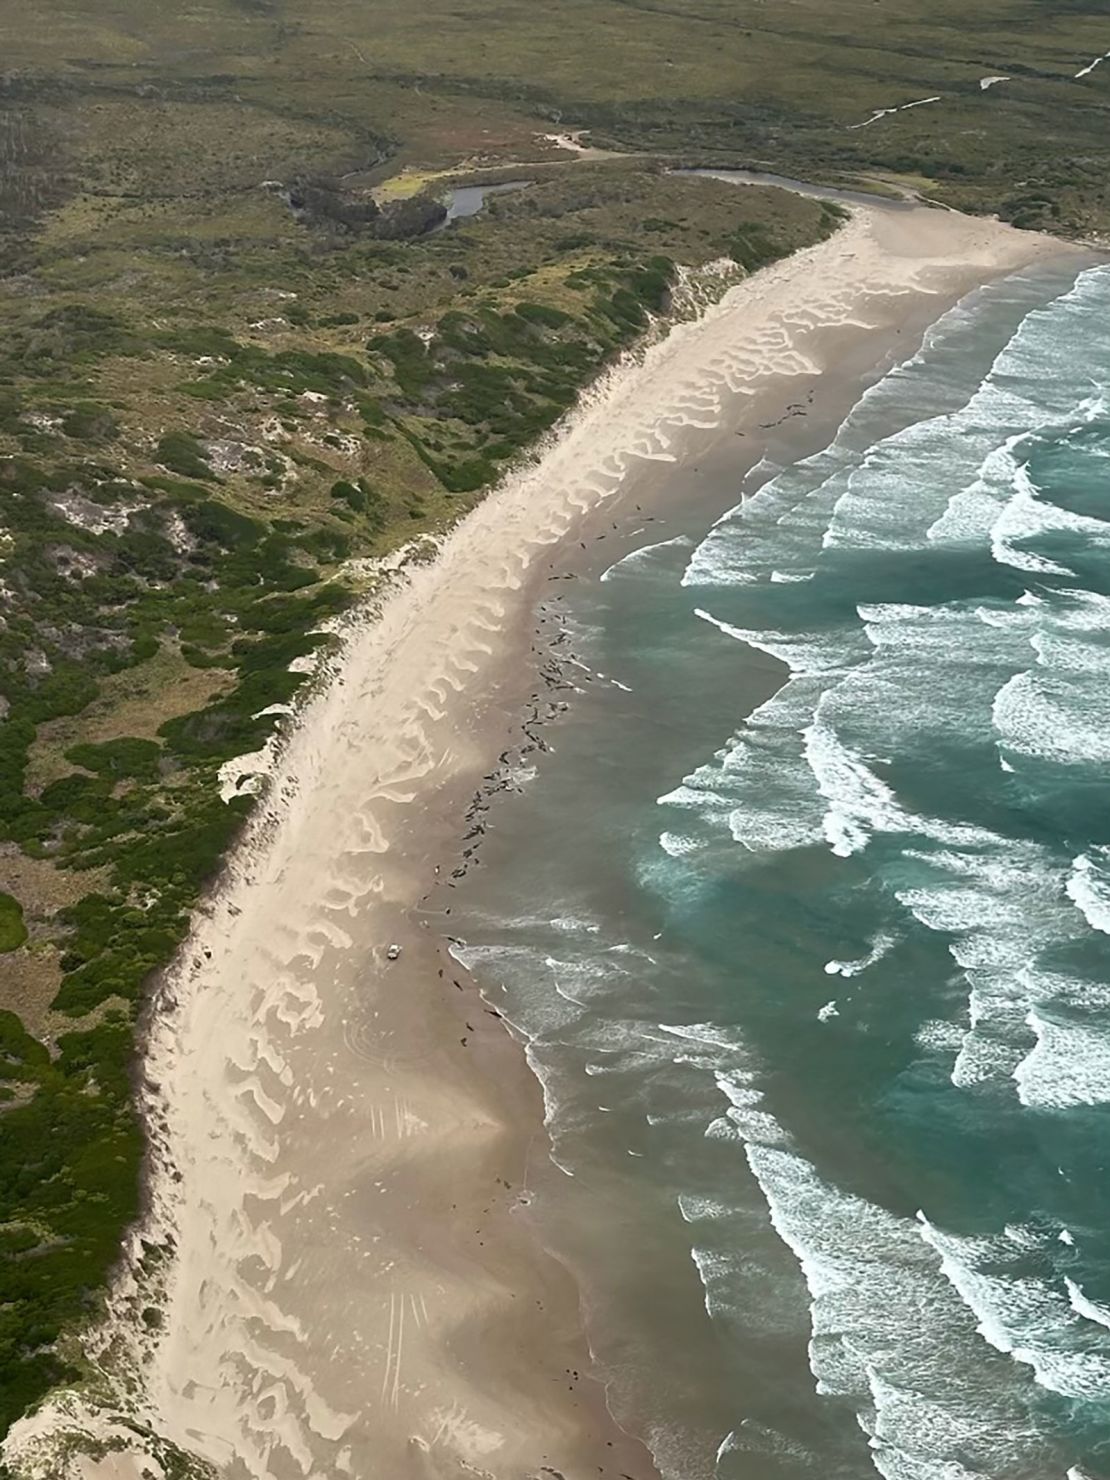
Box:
[2,200,1065,1480]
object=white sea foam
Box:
[806,715,997,860]
[677,1194,733,1224]
[658,674,828,855]
[1065,1278,1110,1331]
[805,717,903,857]
[551,915,601,934]
[659,831,701,857]
[992,670,1110,765]
[546,957,594,1008]
[1066,848,1110,934]
[993,486,1105,575]
[893,835,1091,1091]
[713,1068,786,1145]
[914,1018,966,1054]
[852,600,1031,746]
[673,268,1110,874]
[657,1021,747,1053]
[927,427,1030,547]
[1012,1009,1110,1108]
[1046,586,1110,630]
[599,532,693,582]
[919,1216,1110,1401]
[676,322,992,590]
[690,1246,739,1319]
[1031,630,1110,674]
[681,446,849,588]
[680,329,1110,1080]
[744,1146,1035,1479]
[824,932,896,977]
[641,262,1110,1474]
[897,842,1062,941]
[987,442,1076,576]
[694,607,852,674]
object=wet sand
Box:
[2,202,1064,1480]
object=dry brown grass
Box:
[25,649,235,794]
[0,847,104,920]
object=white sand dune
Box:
[3,202,1063,1480]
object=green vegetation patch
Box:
[61,403,119,444]
[65,737,164,783]
[367,249,686,489]
[0,894,28,953]
[0,1008,141,1434]
[156,431,214,481]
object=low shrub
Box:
[0,894,27,953]
[156,431,213,481]
[65,737,163,784]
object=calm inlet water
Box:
[453,257,1110,1479]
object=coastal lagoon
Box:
[453,257,1110,1480]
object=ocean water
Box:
[452,256,1110,1480]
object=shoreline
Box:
[2,202,1076,1480]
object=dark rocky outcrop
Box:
[282,176,446,238]
[286,175,381,230]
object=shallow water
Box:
[438,179,533,226]
[674,167,917,212]
[453,256,1110,1480]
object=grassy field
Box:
[2,0,1108,238]
[0,0,1107,1444]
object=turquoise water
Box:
[454,257,1110,1479]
